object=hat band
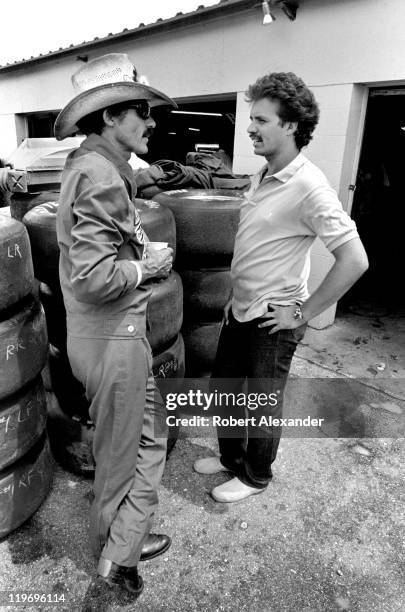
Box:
[74,67,133,92]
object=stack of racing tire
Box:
[22,197,184,477]
[154,189,243,376]
[0,214,53,539]
[10,190,60,222]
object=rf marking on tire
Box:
[0,463,47,500]
[7,243,22,259]
[6,340,26,360]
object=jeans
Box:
[210,310,306,489]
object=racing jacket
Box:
[56,134,151,333]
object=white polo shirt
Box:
[231,153,358,322]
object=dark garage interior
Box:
[145,95,237,165]
[23,95,237,169]
[342,88,405,314]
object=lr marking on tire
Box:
[7,244,22,259]
[6,340,26,360]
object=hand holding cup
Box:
[141,241,173,281]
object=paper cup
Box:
[147,241,168,251]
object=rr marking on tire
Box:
[6,340,26,360]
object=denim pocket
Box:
[290,323,307,343]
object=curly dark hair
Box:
[246,72,320,150]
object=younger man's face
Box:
[247,98,293,159]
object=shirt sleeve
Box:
[130,260,143,287]
[301,184,359,252]
[68,173,141,304]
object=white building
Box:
[1,0,403,325]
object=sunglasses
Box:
[126,101,151,120]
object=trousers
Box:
[66,311,167,567]
[211,310,306,488]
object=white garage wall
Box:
[1,0,403,325]
[0,115,18,158]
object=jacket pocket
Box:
[67,312,146,339]
[102,314,146,339]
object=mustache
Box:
[143,129,154,137]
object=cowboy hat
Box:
[54,53,177,140]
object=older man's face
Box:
[109,104,156,159]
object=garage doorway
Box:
[24,111,60,138]
[145,95,236,165]
[342,87,405,314]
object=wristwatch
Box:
[293,302,304,321]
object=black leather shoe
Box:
[98,561,144,596]
[140,533,171,561]
[121,566,144,594]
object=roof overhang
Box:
[0,0,255,74]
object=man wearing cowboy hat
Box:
[55,53,176,596]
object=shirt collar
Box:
[81,134,137,199]
[263,152,307,184]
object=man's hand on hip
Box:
[258,304,304,334]
[139,247,173,282]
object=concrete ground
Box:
[1,305,404,612]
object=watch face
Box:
[294,307,303,320]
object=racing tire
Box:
[146,271,183,353]
[39,269,183,355]
[46,344,89,419]
[38,282,66,350]
[0,298,48,402]
[46,334,185,476]
[153,332,185,384]
[181,267,231,321]
[154,189,243,266]
[22,201,60,289]
[0,216,34,313]
[11,190,60,222]
[23,198,176,290]
[136,198,177,261]
[46,391,95,478]
[0,433,53,539]
[153,333,185,456]
[0,377,47,470]
[182,320,223,376]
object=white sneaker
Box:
[193,456,232,475]
[211,477,266,503]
